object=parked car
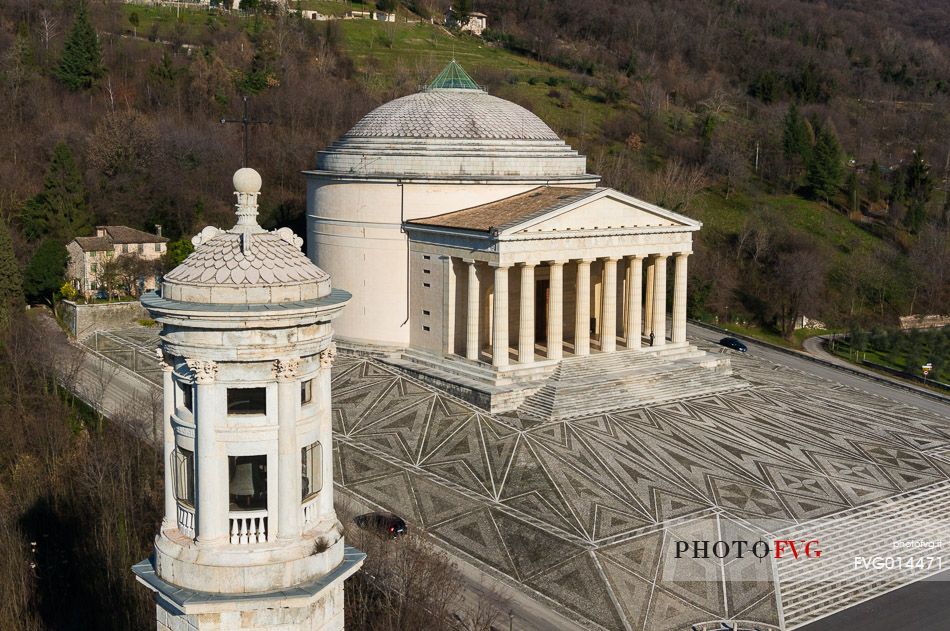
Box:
[719,337,748,352]
[354,512,407,538]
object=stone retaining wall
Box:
[59,299,150,339]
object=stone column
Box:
[465,260,479,361]
[547,261,564,360]
[644,257,655,335]
[274,358,300,540]
[625,256,642,350]
[518,263,535,364]
[188,359,226,544]
[652,255,667,346]
[492,264,509,367]
[159,351,176,531]
[672,252,689,344]
[574,259,592,356]
[317,343,337,519]
[600,258,618,353]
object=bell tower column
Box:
[275,358,301,540]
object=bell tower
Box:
[134,168,363,630]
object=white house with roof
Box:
[66,225,168,297]
[305,62,734,416]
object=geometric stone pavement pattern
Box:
[331,344,950,631]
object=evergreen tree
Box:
[56,2,104,91]
[867,158,882,203]
[0,218,24,325]
[22,239,68,303]
[903,149,933,232]
[21,143,93,241]
[807,126,844,201]
[781,103,812,185]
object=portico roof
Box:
[406,185,701,238]
[407,186,600,233]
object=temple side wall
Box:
[306,176,594,348]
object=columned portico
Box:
[402,185,702,372]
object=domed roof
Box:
[344,90,561,141]
[313,61,592,181]
[161,169,331,305]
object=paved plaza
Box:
[330,343,950,630]
[80,327,950,630]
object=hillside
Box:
[0,1,946,338]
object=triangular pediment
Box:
[503,189,699,236]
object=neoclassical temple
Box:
[307,62,729,414]
[404,186,697,366]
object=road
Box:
[687,322,950,418]
[797,569,950,631]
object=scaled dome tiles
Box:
[344,90,561,141]
[163,231,330,305]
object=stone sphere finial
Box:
[233,167,262,194]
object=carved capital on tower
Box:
[185,359,218,384]
[319,342,337,369]
[156,349,173,372]
[273,358,300,381]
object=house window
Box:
[122,244,129,254]
[227,387,267,415]
[180,383,193,412]
[175,448,195,506]
[301,379,313,404]
[138,244,145,254]
[229,455,267,510]
[154,243,161,252]
[301,442,322,500]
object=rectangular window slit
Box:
[423,325,431,332]
[423,282,430,288]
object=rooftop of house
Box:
[72,226,168,252]
[406,186,601,233]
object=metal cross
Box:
[220,95,271,168]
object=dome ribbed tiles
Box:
[343,90,561,141]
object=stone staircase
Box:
[517,344,743,420]
[774,480,950,629]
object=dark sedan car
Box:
[719,337,748,352]
[354,512,408,538]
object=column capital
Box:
[625,254,642,261]
[488,261,509,269]
[272,358,300,381]
[156,349,173,372]
[546,259,567,267]
[674,251,693,258]
[575,258,594,264]
[319,342,338,369]
[519,260,540,267]
[462,258,477,265]
[185,358,217,384]
[601,256,619,263]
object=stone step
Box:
[774,480,950,629]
